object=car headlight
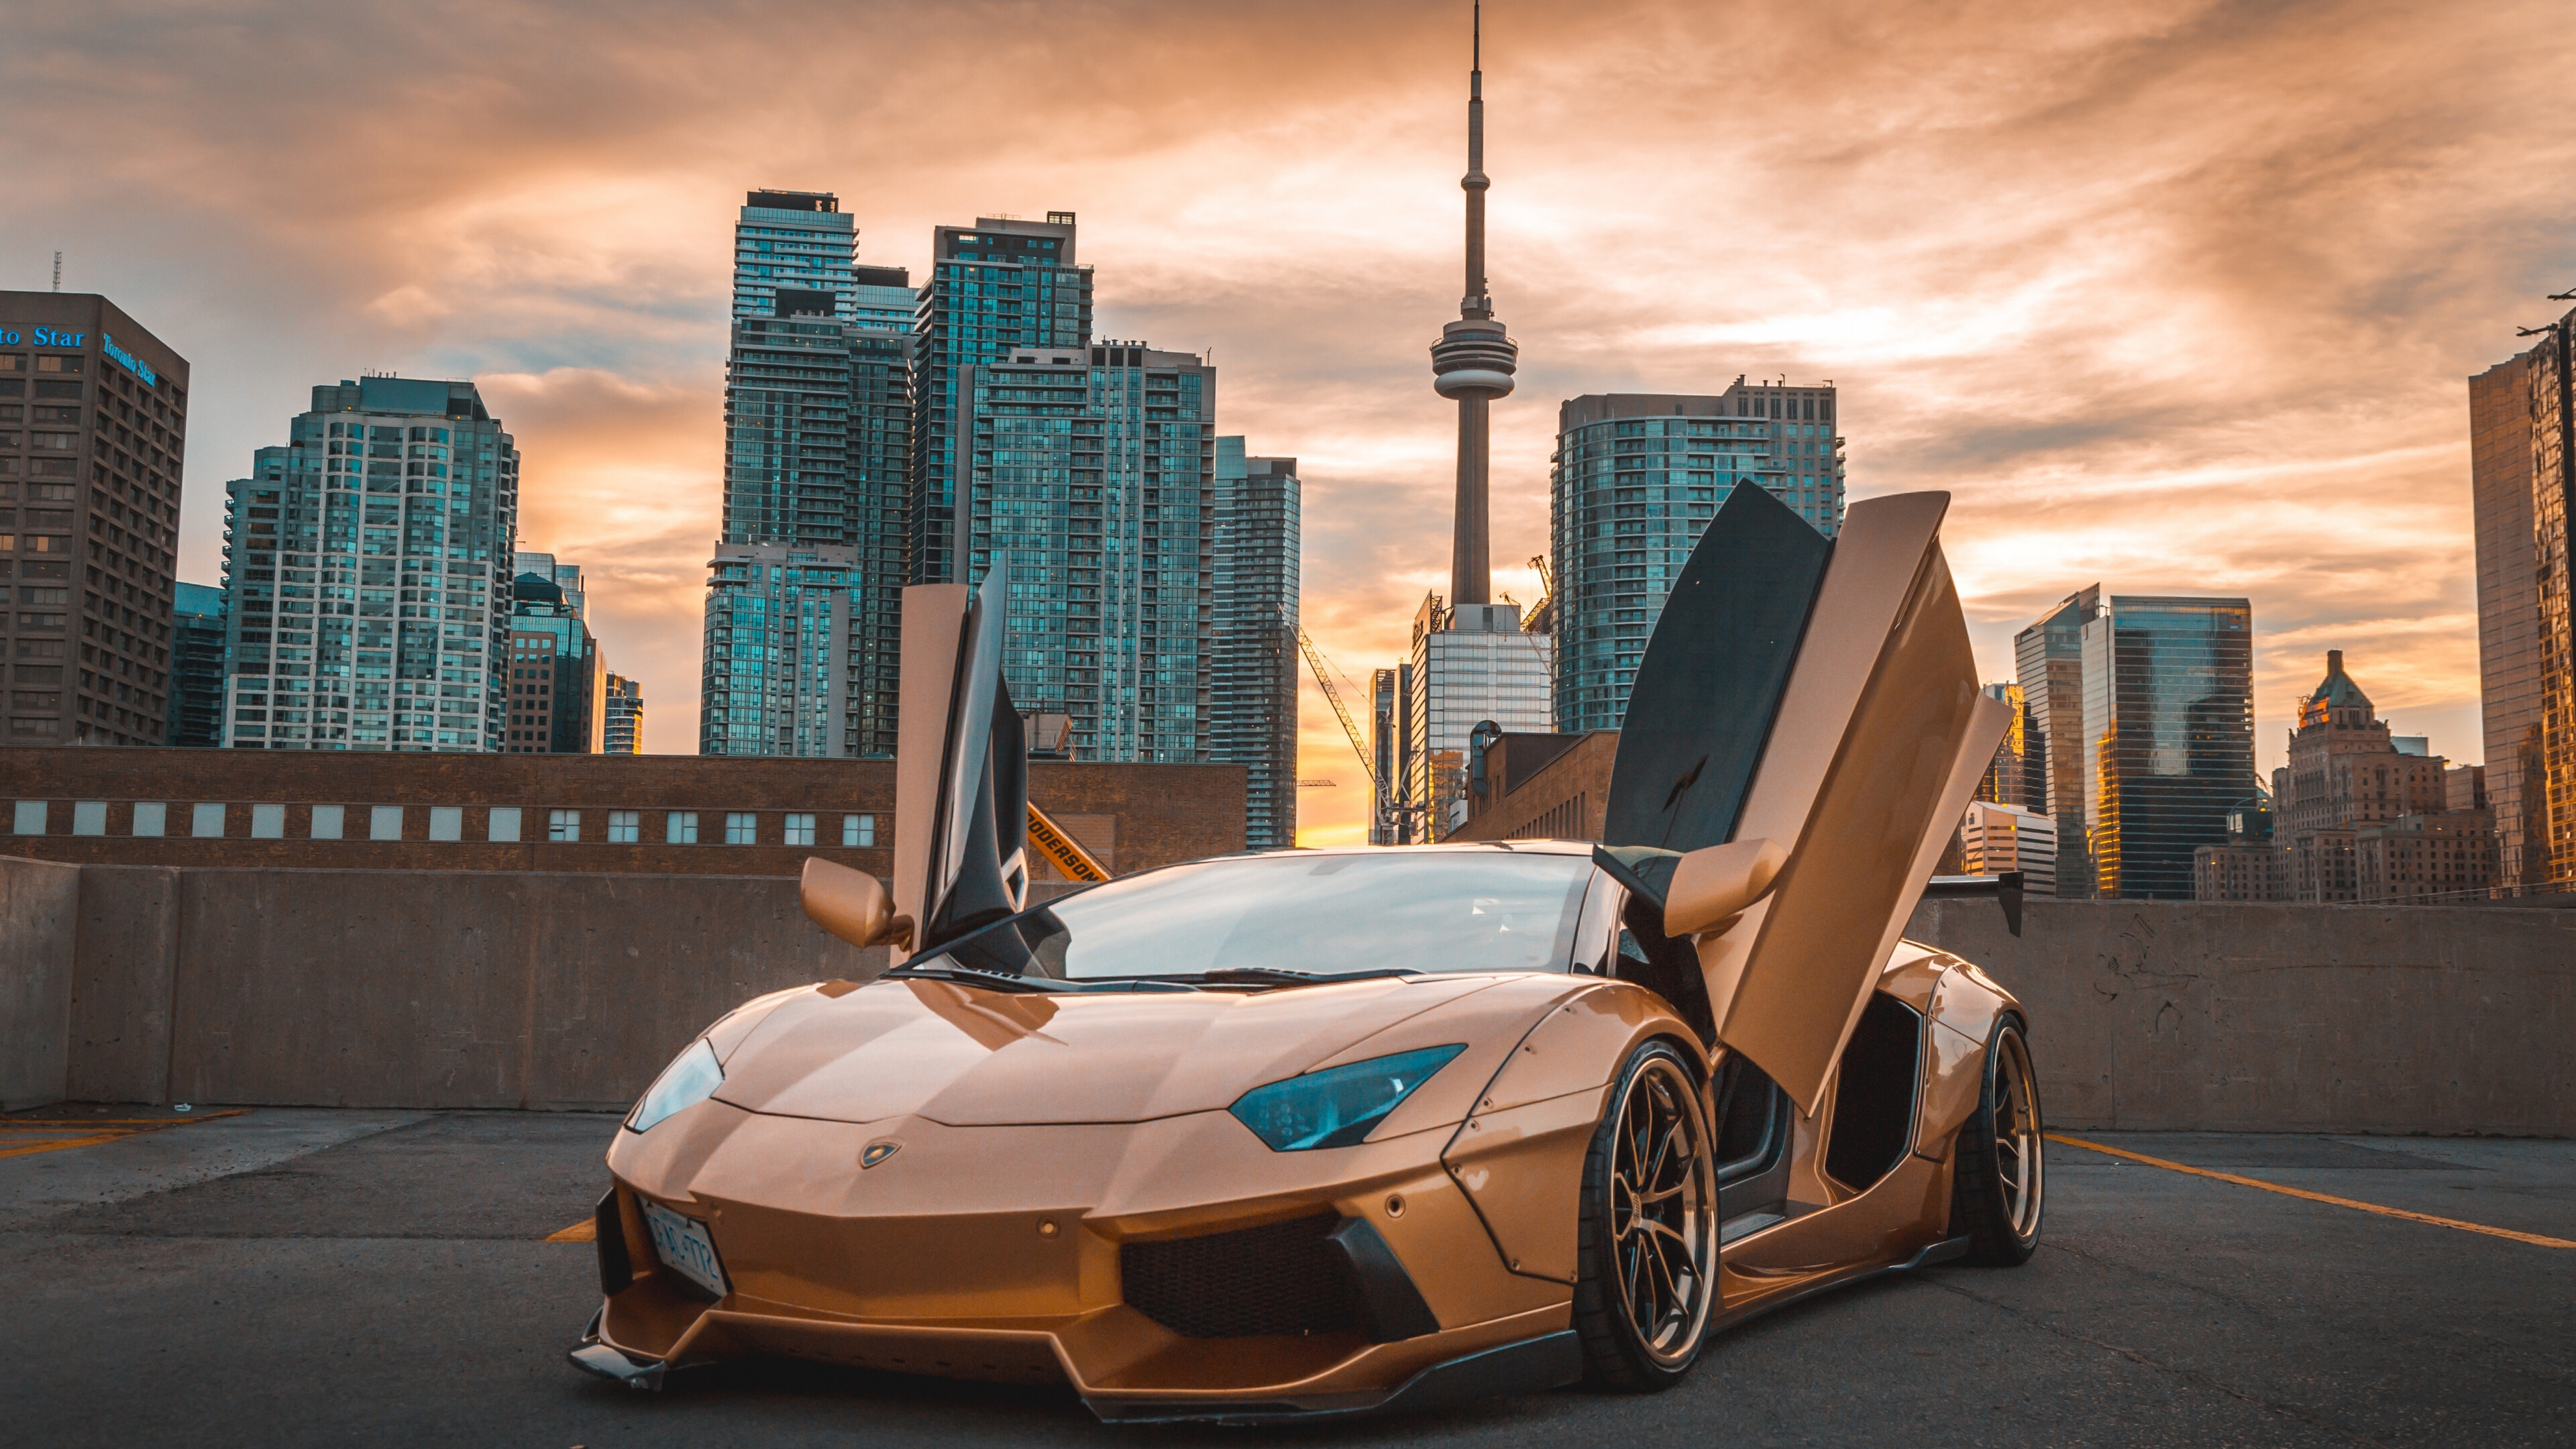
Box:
[626,1038,723,1134]
[1228,1044,1468,1151]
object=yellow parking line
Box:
[547,1218,598,1243]
[2047,1133,2576,1250]
[0,1132,135,1161]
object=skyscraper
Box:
[219,377,518,751]
[503,566,604,753]
[910,214,1092,587]
[2078,595,2257,899]
[1428,5,1517,608]
[1975,681,2025,806]
[602,672,643,754]
[2015,585,2102,896]
[1407,594,1552,839]
[1550,384,1845,733]
[949,341,1212,762]
[1369,665,1405,844]
[705,204,916,759]
[166,581,226,747]
[699,541,859,757]
[1213,439,1301,850]
[2471,315,2573,896]
[0,292,189,747]
[731,190,857,321]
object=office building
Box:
[731,190,857,322]
[1960,800,2057,897]
[513,551,586,619]
[710,229,915,758]
[950,341,1213,763]
[1369,666,1405,843]
[1405,594,1552,840]
[2014,586,2103,896]
[910,213,1092,587]
[0,292,189,747]
[2271,650,2469,902]
[502,566,604,753]
[602,673,643,754]
[2078,595,2257,899]
[698,541,859,757]
[219,377,518,751]
[2194,796,2288,902]
[1212,439,1301,849]
[1975,681,2025,806]
[167,581,225,747]
[1550,385,1845,733]
[2470,322,2571,897]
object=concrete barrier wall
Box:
[0,857,80,1110]
[39,861,886,1111]
[1904,898,2576,1136]
[7,856,2571,1132]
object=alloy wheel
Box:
[1607,1055,1717,1364]
[1990,1027,2045,1239]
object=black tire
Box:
[1948,1015,2044,1266]
[1572,1040,1719,1391]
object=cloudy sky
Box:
[8,0,2571,843]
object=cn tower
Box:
[1429,1,1517,608]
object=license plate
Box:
[641,1200,729,1299]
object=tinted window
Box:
[940,850,1595,981]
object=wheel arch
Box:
[1440,985,1706,1285]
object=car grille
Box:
[1119,1214,1364,1338]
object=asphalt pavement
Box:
[4,1105,2569,1448]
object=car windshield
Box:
[920,849,1596,983]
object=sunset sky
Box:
[9,0,2573,844]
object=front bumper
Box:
[574,1099,1578,1418]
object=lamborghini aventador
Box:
[567,487,2046,1422]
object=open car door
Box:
[1602,490,2008,1115]
[892,555,1030,962]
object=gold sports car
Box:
[569,488,2046,1421]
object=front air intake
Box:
[1119,1214,1365,1339]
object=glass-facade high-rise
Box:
[1213,439,1301,850]
[704,188,916,759]
[951,342,1212,762]
[602,672,643,753]
[910,214,1092,587]
[1407,596,1552,840]
[219,378,518,751]
[2015,586,2103,896]
[167,580,226,747]
[1550,384,1845,733]
[700,540,859,756]
[503,567,603,754]
[2518,307,2576,892]
[2471,350,2543,893]
[2078,596,2257,899]
[731,190,857,321]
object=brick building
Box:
[1446,729,1617,843]
[1,747,1242,879]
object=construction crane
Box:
[1523,554,1554,633]
[1281,605,1376,794]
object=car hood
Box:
[710,973,1518,1127]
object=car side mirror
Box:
[802,857,912,949]
[1662,837,1787,937]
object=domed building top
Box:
[2298,649,2374,728]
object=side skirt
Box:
[1715,1235,1970,1338]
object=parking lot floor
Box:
[3,1105,2569,1448]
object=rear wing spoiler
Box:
[1919,871,2024,938]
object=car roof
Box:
[1254,841,1599,860]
